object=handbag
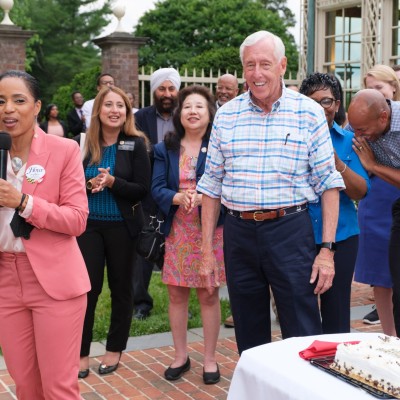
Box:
[137,146,170,269]
[136,214,165,269]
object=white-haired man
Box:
[133,68,181,320]
[198,31,344,354]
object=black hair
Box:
[0,70,41,101]
[299,72,347,125]
[299,72,340,100]
[164,85,216,151]
[71,90,81,99]
[96,73,114,86]
[43,103,58,121]
[331,75,347,126]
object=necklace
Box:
[187,156,198,180]
[11,156,23,172]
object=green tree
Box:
[3,0,111,103]
[259,0,296,27]
[51,65,101,124]
[135,0,298,77]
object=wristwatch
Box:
[86,179,93,190]
[320,242,337,251]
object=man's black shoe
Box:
[133,309,150,320]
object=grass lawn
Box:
[93,270,231,341]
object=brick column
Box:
[93,32,148,108]
[0,25,33,73]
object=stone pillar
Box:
[0,25,33,73]
[93,32,148,108]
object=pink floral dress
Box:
[162,153,225,288]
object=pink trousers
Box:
[0,252,86,400]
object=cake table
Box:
[228,332,386,400]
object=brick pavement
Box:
[0,281,384,399]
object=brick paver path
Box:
[0,281,384,399]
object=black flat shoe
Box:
[164,357,191,381]
[98,352,121,375]
[133,309,150,320]
[78,369,89,379]
[203,364,220,384]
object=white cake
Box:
[331,335,400,398]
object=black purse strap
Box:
[149,147,170,219]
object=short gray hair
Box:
[239,31,285,65]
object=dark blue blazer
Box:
[152,139,224,236]
[134,105,158,145]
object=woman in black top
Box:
[78,86,151,378]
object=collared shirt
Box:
[156,110,174,143]
[76,107,86,132]
[369,100,400,169]
[82,99,95,130]
[309,122,370,243]
[197,87,344,210]
[0,155,33,252]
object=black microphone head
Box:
[0,131,11,150]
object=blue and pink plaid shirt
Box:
[197,87,345,211]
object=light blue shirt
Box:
[308,122,370,243]
[156,110,174,143]
[197,87,344,210]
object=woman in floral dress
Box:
[152,85,225,384]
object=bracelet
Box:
[16,194,26,212]
[86,179,93,190]
[339,163,347,174]
[20,194,29,213]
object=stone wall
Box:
[93,33,147,109]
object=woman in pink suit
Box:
[0,70,90,399]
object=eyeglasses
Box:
[100,80,114,86]
[313,97,336,109]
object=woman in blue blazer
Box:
[152,85,225,385]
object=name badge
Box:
[118,141,135,151]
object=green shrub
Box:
[50,65,101,125]
[93,270,231,341]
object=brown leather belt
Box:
[227,203,308,222]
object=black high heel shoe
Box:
[164,357,191,381]
[203,364,220,384]
[78,369,89,379]
[98,352,122,375]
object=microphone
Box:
[0,131,11,180]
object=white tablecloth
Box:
[228,332,384,400]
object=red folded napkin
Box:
[299,340,360,360]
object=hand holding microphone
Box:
[0,131,24,209]
[0,131,11,181]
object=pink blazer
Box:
[21,128,90,300]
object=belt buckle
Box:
[253,211,264,221]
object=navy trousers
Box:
[390,197,400,336]
[224,210,322,355]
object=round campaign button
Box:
[26,164,46,183]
